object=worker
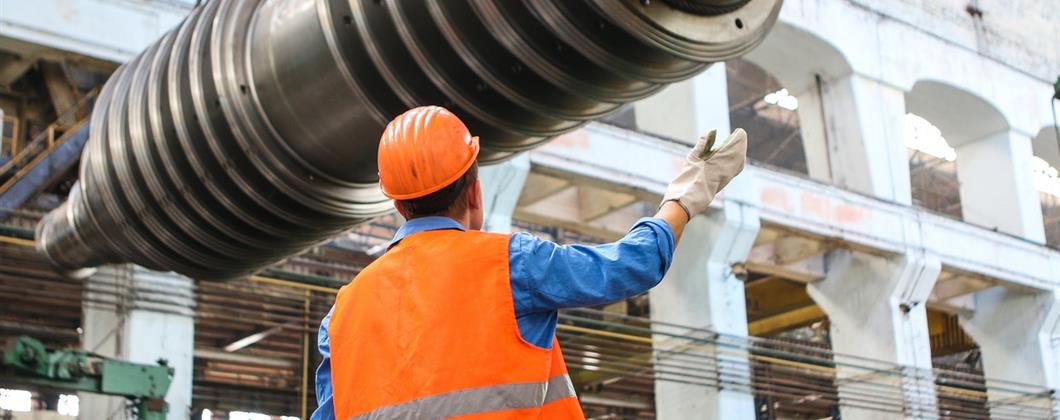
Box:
[312,105,747,420]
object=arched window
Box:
[726,58,808,174]
[905,113,962,218]
[905,81,1009,224]
[1033,127,1060,249]
[740,22,853,183]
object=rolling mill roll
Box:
[36,0,782,281]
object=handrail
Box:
[0,87,98,178]
[0,119,89,196]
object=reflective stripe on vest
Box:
[350,374,576,420]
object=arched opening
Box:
[905,113,962,218]
[743,269,835,419]
[726,58,808,174]
[741,21,855,183]
[905,81,1010,224]
[1033,127,1060,249]
[927,306,986,416]
[742,228,836,418]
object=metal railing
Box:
[0,88,98,195]
[557,307,1056,419]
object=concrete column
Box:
[955,130,1046,243]
[478,153,530,233]
[649,190,760,419]
[634,63,731,144]
[792,82,832,183]
[80,264,195,420]
[807,250,941,419]
[960,288,1060,417]
[800,73,913,205]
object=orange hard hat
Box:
[377,106,480,200]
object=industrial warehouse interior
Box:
[1,0,1059,419]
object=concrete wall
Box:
[848,0,1060,83]
[772,0,1057,133]
[80,265,195,420]
[0,0,193,63]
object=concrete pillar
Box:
[634,63,731,144]
[792,81,832,183]
[960,288,1060,417]
[806,250,941,419]
[80,264,195,420]
[800,73,913,205]
[478,153,530,233]
[955,130,1046,243]
[649,192,760,419]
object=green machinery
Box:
[1,336,173,420]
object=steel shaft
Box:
[36,0,781,280]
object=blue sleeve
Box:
[310,307,335,420]
[509,217,675,347]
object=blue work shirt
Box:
[311,216,675,420]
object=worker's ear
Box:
[466,179,482,211]
[393,200,410,219]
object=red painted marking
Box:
[760,186,792,213]
[800,192,828,219]
[835,203,867,224]
[551,131,590,150]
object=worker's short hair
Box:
[396,162,479,219]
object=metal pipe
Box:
[36,0,781,280]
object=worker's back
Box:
[327,228,584,419]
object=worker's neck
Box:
[445,210,473,230]
[406,210,473,230]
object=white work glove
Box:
[661,128,748,220]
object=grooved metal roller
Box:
[36,0,782,280]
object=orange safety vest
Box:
[328,229,585,419]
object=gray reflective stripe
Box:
[544,374,577,404]
[350,374,576,420]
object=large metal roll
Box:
[37,0,782,281]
